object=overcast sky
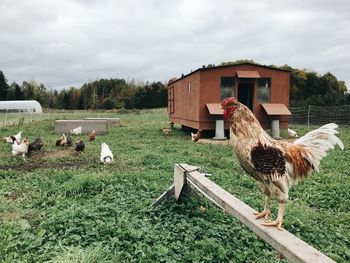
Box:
[0,0,349,90]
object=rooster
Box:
[70,126,82,136]
[221,97,344,229]
[100,142,113,164]
[191,129,202,142]
[28,137,44,155]
[12,137,29,161]
[89,130,96,141]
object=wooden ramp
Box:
[152,164,335,263]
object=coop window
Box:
[221,77,235,100]
[188,82,191,94]
[257,78,271,103]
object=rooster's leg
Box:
[262,202,285,230]
[254,195,271,219]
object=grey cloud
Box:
[0,0,349,90]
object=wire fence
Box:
[289,105,350,126]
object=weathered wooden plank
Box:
[54,120,108,135]
[150,184,175,207]
[174,165,186,201]
[186,169,335,263]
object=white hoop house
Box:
[0,100,43,113]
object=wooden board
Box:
[174,164,186,200]
[261,103,292,116]
[186,169,335,263]
[206,103,223,115]
[150,184,175,207]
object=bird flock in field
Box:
[3,127,113,164]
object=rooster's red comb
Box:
[221,97,237,108]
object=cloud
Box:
[0,0,349,90]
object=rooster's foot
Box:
[261,219,283,230]
[254,210,271,220]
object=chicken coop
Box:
[167,63,291,138]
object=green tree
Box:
[14,82,24,100]
[0,71,9,100]
[6,83,17,100]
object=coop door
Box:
[238,82,254,111]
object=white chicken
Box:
[3,131,22,144]
[288,128,298,138]
[100,142,113,164]
[12,137,29,161]
[70,126,82,136]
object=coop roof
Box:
[261,103,291,116]
[206,103,223,115]
[236,71,260,78]
[0,100,43,112]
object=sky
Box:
[0,0,349,90]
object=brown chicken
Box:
[221,97,344,229]
[163,127,171,136]
[88,130,96,141]
[191,129,202,142]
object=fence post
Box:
[4,108,8,127]
[307,105,311,128]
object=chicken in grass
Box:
[100,142,113,164]
[12,137,29,161]
[221,97,344,229]
[191,129,202,142]
[89,130,96,141]
[288,128,298,138]
[70,126,82,136]
[163,127,171,136]
[55,134,64,146]
[66,133,72,146]
[3,131,22,144]
[28,137,44,155]
[75,140,85,153]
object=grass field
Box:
[0,108,349,262]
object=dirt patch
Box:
[28,148,75,161]
[0,148,91,172]
[4,191,23,201]
[2,211,20,222]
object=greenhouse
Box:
[0,100,43,113]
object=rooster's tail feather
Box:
[293,123,344,171]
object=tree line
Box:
[1,60,349,109]
[0,71,167,109]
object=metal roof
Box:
[236,70,260,78]
[206,103,223,115]
[261,103,291,116]
[168,63,291,85]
